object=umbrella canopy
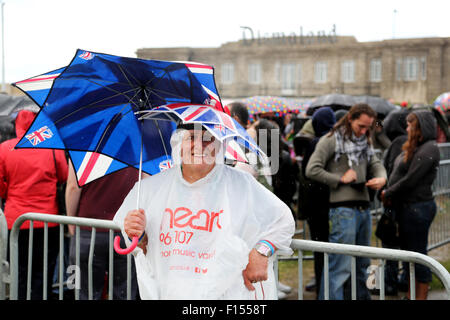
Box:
[354,95,398,118]
[0,115,15,143]
[138,103,265,162]
[13,49,225,186]
[434,92,450,115]
[241,96,309,121]
[284,97,311,114]
[242,96,289,115]
[0,94,39,116]
[309,93,357,109]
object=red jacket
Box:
[0,110,68,229]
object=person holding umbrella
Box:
[113,123,295,299]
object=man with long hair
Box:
[306,104,387,300]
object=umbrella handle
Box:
[114,235,138,255]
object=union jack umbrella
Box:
[434,92,450,115]
[13,49,237,254]
[13,49,226,186]
[138,103,265,163]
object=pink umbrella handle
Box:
[114,235,138,255]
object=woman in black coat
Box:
[381,110,440,300]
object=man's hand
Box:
[124,209,146,239]
[242,249,269,291]
[340,168,357,184]
[366,177,386,190]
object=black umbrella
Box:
[0,115,15,143]
[307,93,357,115]
[0,93,39,116]
[0,94,37,143]
[354,95,398,119]
[309,93,357,108]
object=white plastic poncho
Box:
[113,130,295,300]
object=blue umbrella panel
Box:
[13,49,223,185]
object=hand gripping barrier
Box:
[114,236,138,255]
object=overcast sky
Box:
[4,0,450,83]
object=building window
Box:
[420,56,427,80]
[404,57,418,81]
[314,61,327,83]
[297,64,302,84]
[274,62,281,83]
[221,63,234,84]
[281,63,296,91]
[341,60,355,83]
[397,57,420,81]
[396,58,403,81]
[248,63,262,85]
[370,59,382,82]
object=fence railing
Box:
[2,212,450,300]
[4,212,136,300]
[0,209,8,300]
[276,239,450,300]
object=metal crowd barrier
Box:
[275,239,450,300]
[4,212,134,300]
[0,209,8,300]
[429,143,450,250]
[1,211,450,300]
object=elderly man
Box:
[113,123,295,299]
[306,104,387,300]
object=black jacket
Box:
[384,110,440,203]
[298,107,335,219]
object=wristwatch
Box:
[254,242,273,257]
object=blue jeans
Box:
[319,206,372,300]
[398,200,436,283]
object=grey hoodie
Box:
[384,110,440,203]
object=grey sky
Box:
[5,0,449,83]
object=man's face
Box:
[180,129,217,166]
[349,114,374,137]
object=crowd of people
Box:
[228,101,444,300]
[0,98,446,300]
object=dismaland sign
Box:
[240,24,337,46]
